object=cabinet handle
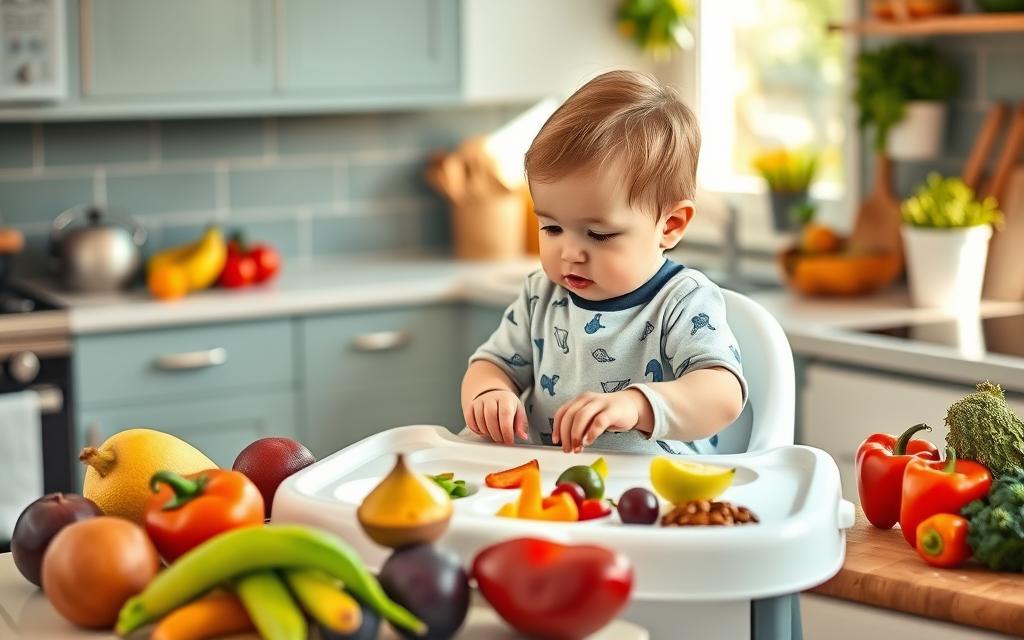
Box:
[350,331,410,353]
[31,384,63,415]
[154,347,228,371]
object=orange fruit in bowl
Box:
[799,223,843,254]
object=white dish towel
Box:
[0,391,43,541]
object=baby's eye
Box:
[541,225,562,235]
[588,231,617,242]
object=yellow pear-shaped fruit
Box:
[80,428,217,525]
[357,454,452,548]
[649,457,735,505]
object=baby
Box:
[461,70,747,456]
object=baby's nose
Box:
[561,242,586,263]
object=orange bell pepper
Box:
[915,513,972,568]
[145,469,265,562]
[496,467,578,522]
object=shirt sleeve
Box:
[631,283,748,443]
[468,281,535,393]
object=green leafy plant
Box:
[616,0,694,60]
[901,174,1003,228]
[855,43,958,152]
[752,147,819,193]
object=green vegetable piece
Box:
[945,381,1024,478]
[963,469,1024,572]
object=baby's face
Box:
[531,167,668,301]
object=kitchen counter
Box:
[0,554,647,640]
[809,511,1024,637]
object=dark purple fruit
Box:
[232,437,316,518]
[378,544,469,639]
[319,592,380,640]
[617,487,660,525]
[551,482,586,508]
[11,493,103,587]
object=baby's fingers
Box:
[513,402,529,441]
[483,397,503,443]
[497,396,518,445]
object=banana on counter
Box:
[147,226,227,300]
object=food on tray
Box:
[484,459,539,489]
[945,381,1024,478]
[144,469,265,562]
[551,481,586,508]
[429,472,470,498]
[899,447,991,547]
[472,537,634,639]
[557,464,605,500]
[915,513,971,569]
[357,454,453,549]
[579,498,614,521]
[496,467,578,522]
[856,423,939,530]
[115,525,425,637]
[379,543,471,639]
[79,428,217,525]
[591,456,609,479]
[660,500,759,527]
[232,436,316,519]
[617,487,661,525]
[963,469,1024,572]
[649,457,735,505]
[43,516,160,629]
[11,493,103,587]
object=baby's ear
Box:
[659,200,695,249]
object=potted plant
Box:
[753,147,819,232]
[901,173,1003,310]
[855,43,958,160]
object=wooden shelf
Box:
[829,12,1024,36]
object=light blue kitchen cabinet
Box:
[280,0,459,96]
[76,390,297,485]
[299,304,464,459]
[80,0,274,98]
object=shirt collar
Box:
[567,258,685,311]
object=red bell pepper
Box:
[249,243,281,283]
[856,423,940,529]
[899,447,991,548]
[915,513,972,568]
[472,537,634,640]
[485,459,539,489]
[578,498,612,521]
[145,469,265,562]
[218,233,281,288]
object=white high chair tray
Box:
[273,425,855,602]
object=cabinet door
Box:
[281,0,458,94]
[77,390,296,485]
[799,363,1024,503]
[82,0,274,97]
[300,305,462,458]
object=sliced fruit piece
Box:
[591,457,608,479]
[485,459,539,489]
[649,458,735,505]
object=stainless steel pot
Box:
[49,205,147,292]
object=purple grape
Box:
[617,487,660,525]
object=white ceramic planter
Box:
[902,224,993,311]
[888,101,947,160]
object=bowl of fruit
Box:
[778,222,902,297]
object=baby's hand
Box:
[553,390,645,453]
[465,389,528,445]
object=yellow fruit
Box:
[649,457,735,505]
[591,456,608,479]
[80,429,217,525]
[357,454,452,549]
[147,226,227,294]
[799,223,842,254]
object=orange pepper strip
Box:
[151,592,255,640]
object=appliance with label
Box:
[0,0,66,102]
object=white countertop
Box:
[19,254,1024,390]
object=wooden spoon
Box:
[962,102,1007,191]
[849,153,903,267]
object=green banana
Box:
[116,525,424,636]
[284,568,361,635]
[235,571,306,640]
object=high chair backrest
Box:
[710,289,795,454]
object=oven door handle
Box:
[30,384,63,415]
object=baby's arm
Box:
[635,367,743,440]
[461,360,528,444]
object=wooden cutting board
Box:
[849,154,903,267]
[810,509,1024,636]
[983,166,1024,301]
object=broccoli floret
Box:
[946,381,1024,477]
[963,470,1024,571]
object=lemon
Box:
[649,457,735,505]
[80,428,217,525]
[590,456,608,479]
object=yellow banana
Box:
[148,226,226,292]
[650,457,735,505]
[115,525,423,637]
[284,569,362,635]
[235,571,306,640]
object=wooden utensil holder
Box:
[451,193,526,260]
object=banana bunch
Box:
[117,525,425,640]
[147,226,227,300]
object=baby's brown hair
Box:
[525,70,700,217]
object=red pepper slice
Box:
[485,459,540,489]
[856,423,940,529]
[899,447,991,548]
[579,498,612,521]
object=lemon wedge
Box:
[649,457,735,505]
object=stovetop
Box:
[863,313,1024,360]
[0,284,69,349]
